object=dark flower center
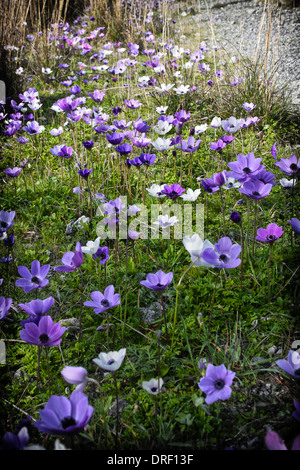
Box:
[31,276,41,284]
[219,254,228,262]
[157,283,164,287]
[107,359,115,365]
[214,379,225,390]
[39,333,49,344]
[228,182,233,187]
[169,191,178,197]
[0,221,8,228]
[294,368,300,376]
[290,163,298,171]
[61,416,76,429]
[151,387,158,393]
[101,299,110,308]
[243,167,251,174]
[266,234,275,241]
[100,252,107,260]
[253,191,260,196]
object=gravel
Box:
[181,0,300,106]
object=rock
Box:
[65,215,90,234]
[108,398,130,417]
[268,346,277,356]
[60,318,80,331]
[140,302,163,324]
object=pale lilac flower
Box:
[198,364,236,404]
[201,237,241,269]
[61,366,88,391]
[221,116,244,133]
[84,285,120,314]
[265,430,300,450]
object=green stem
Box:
[267,243,273,303]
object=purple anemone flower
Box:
[23,120,45,135]
[4,167,21,177]
[57,97,80,112]
[106,132,124,146]
[124,99,142,109]
[271,142,277,160]
[88,89,105,102]
[82,140,94,149]
[265,430,300,450]
[0,427,30,450]
[198,363,236,404]
[15,260,50,293]
[133,117,151,133]
[3,120,22,136]
[84,285,120,314]
[54,242,83,272]
[114,120,132,130]
[251,168,276,186]
[19,297,55,326]
[138,153,156,165]
[161,183,185,199]
[174,110,190,125]
[201,236,241,269]
[256,223,283,243]
[201,177,220,194]
[210,139,226,152]
[114,143,132,155]
[178,136,201,153]
[230,211,241,224]
[78,168,93,179]
[276,350,300,380]
[140,270,173,291]
[34,390,94,435]
[0,296,12,320]
[92,246,109,265]
[20,315,66,347]
[275,154,300,176]
[227,153,263,183]
[50,145,73,158]
[239,180,273,199]
[103,197,126,215]
[293,402,300,421]
[288,218,300,234]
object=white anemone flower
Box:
[151,137,172,151]
[146,184,166,198]
[142,378,164,395]
[42,67,53,75]
[194,124,208,134]
[280,178,297,188]
[81,237,101,254]
[154,83,175,92]
[173,85,190,95]
[156,106,168,114]
[210,116,222,128]
[153,215,179,228]
[153,120,173,135]
[93,348,126,372]
[182,234,214,267]
[180,188,201,202]
[223,177,241,190]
